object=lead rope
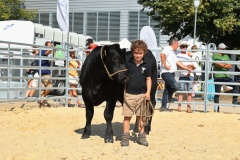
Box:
[100,46,127,80]
[139,98,154,131]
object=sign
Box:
[140,26,157,50]
[55,45,65,66]
[140,26,158,59]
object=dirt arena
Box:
[0,100,240,160]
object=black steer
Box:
[80,44,127,143]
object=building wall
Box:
[25,0,144,12]
[25,0,170,47]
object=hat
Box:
[85,38,93,46]
[218,43,227,49]
[179,41,189,47]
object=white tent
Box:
[118,38,131,49]
[179,35,205,50]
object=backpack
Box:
[207,79,215,101]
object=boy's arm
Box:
[145,77,152,100]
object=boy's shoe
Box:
[138,132,149,146]
[121,132,130,147]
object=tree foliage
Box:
[138,0,240,48]
[0,0,37,21]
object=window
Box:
[128,11,160,45]
[109,12,120,42]
[39,13,49,26]
[128,12,139,41]
[73,13,84,34]
[86,12,120,42]
[98,12,108,41]
[86,12,97,40]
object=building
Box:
[25,0,170,47]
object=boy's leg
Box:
[123,116,131,133]
[121,116,131,147]
[136,116,148,146]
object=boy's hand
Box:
[145,93,151,101]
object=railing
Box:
[0,40,85,107]
[153,44,240,113]
[0,40,240,112]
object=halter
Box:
[100,46,128,80]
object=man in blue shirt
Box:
[35,41,53,107]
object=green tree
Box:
[0,0,37,21]
[138,0,240,49]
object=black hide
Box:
[80,44,127,143]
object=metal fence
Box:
[0,40,86,107]
[0,41,240,112]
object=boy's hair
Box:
[130,40,148,53]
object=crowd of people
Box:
[159,38,240,113]
[24,39,96,108]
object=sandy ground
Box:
[0,98,240,160]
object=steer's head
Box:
[100,44,128,83]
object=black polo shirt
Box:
[125,57,151,94]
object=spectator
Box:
[176,42,197,113]
[121,40,151,147]
[160,38,193,112]
[68,49,85,108]
[234,55,240,91]
[25,47,39,98]
[35,41,53,107]
[213,43,240,112]
[85,38,98,56]
[188,45,198,58]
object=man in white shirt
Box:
[160,38,193,112]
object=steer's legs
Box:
[104,100,116,143]
[81,94,94,139]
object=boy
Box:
[121,40,152,147]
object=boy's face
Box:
[133,48,145,62]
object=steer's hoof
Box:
[104,138,114,143]
[81,134,90,139]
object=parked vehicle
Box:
[0,20,86,96]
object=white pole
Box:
[193,7,198,45]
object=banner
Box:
[54,45,65,66]
[140,26,158,59]
[57,0,69,31]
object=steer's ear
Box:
[121,48,126,54]
[121,48,126,62]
